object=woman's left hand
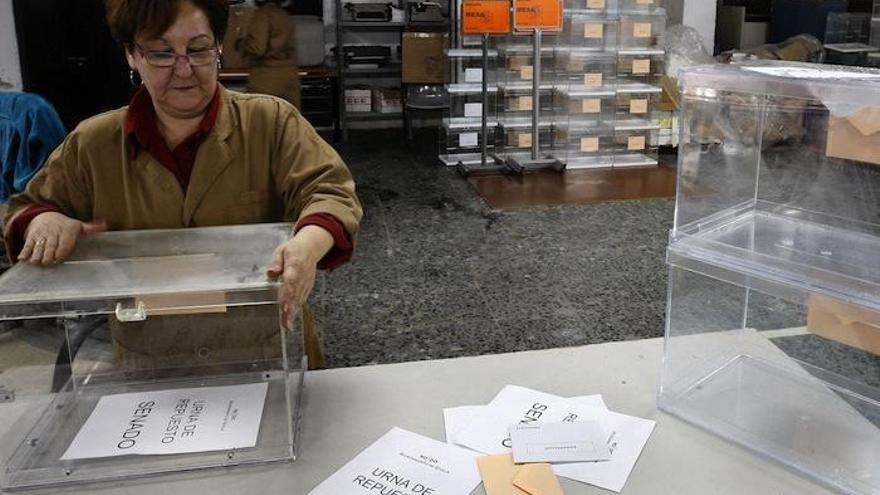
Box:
[267,225,334,329]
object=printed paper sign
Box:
[465,102,483,117]
[459,132,479,147]
[628,135,646,151]
[629,98,648,114]
[584,23,604,39]
[580,136,600,152]
[518,96,534,111]
[633,22,652,38]
[462,0,511,35]
[513,0,563,31]
[465,67,484,83]
[584,73,603,88]
[309,428,481,495]
[587,0,605,9]
[62,383,268,460]
[632,58,651,74]
[520,65,534,80]
[581,98,601,114]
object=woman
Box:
[3,0,362,369]
[240,0,300,108]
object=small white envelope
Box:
[510,421,612,464]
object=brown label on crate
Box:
[583,23,604,39]
[517,132,532,147]
[630,98,648,114]
[518,95,533,111]
[632,58,651,74]
[520,65,534,80]
[587,0,605,8]
[583,73,603,87]
[634,22,652,38]
[580,136,600,152]
[581,98,601,113]
[462,0,512,34]
[628,135,646,151]
[513,0,563,31]
[637,0,654,4]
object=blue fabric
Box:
[0,93,66,202]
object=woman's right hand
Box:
[19,212,106,265]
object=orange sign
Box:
[513,0,563,31]
[462,0,511,35]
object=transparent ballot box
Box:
[556,120,614,169]
[448,83,497,121]
[499,45,556,84]
[497,118,556,156]
[556,87,615,121]
[565,0,617,13]
[554,48,616,89]
[561,13,619,50]
[661,62,880,495]
[618,0,662,12]
[499,83,556,118]
[618,11,666,48]
[617,48,664,85]
[439,117,498,166]
[615,82,661,117]
[446,48,498,85]
[612,119,659,167]
[0,223,304,490]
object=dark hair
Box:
[105,0,230,46]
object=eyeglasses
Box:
[132,43,219,68]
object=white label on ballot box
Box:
[61,383,268,460]
[459,132,479,147]
[465,68,484,83]
[464,102,483,117]
[309,427,481,495]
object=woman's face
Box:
[126,1,218,120]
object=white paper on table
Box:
[552,409,656,493]
[454,385,614,455]
[443,393,607,448]
[308,427,481,495]
[62,382,268,460]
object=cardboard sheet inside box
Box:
[402,33,449,83]
[826,106,880,166]
[807,294,880,355]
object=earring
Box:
[129,69,141,87]
[217,58,223,70]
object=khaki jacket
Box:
[5,88,361,371]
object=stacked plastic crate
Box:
[440,47,499,167]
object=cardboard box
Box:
[373,88,402,114]
[807,294,880,355]
[402,33,449,83]
[345,88,372,113]
[826,106,880,166]
[221,6,256,70]
[657,75,680,112]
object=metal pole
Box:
[481,34,489,168]
[531,28,541,161]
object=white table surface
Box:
[1,338,834,494]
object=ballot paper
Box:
[62,382,268,460]
[308,427,482,495]
[510,421,612,464]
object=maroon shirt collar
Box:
[124,85,222,155]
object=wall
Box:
[0,0,22,91]
[665,0,717,53]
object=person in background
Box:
[239,0,300,108]
[3,0,361,369]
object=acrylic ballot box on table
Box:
[660,61,880,495]
[0,223,304,490]
[612,118,659,167]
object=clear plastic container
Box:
[439,117,498,166]
[612,118,659,167]
[0,224,304,490]
[554,48,617,89]
[556,87,615,121]
[614,82,661,117]
[562,13,619,50]
[564,0,617,14]
[617,48,664,85]
[497,118,556,156]
[618,0,662,12]
[498,45,556,85]
[661,61,880,495]
[446,48,498,85]
[448,83,497,121]
[619,11,666,48]
[556,120,614,168]
[498,82,556,118]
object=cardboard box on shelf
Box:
[373,88,403,113]
[221,5,256,70]
[345,88,372,113]
[402,33,449,83]
[807,294,880,355]
[826,106,880,166]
